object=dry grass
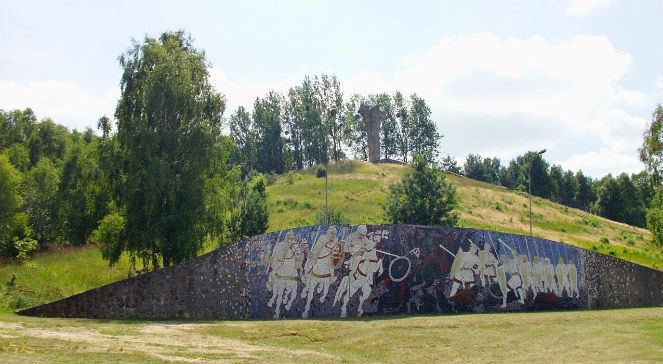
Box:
[0,307,660,363]
[268,161,660,269]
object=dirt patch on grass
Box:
[1,320,338,363]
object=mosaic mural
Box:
[243,225,585,318]
[19,225,663,320]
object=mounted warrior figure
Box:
[333,225,384,317]
[301,226,344,318]
[266,231,303,319]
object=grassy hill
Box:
[268,160,660,268]
[1,160,661,313]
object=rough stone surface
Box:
[19,225,663,319]
[358,104,385,163]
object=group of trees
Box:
[3,29,660,269]
[447,151,651,228]
[229,77,442,177]
[439,105,663,246]
[0,109,111,258]
[0,31,443,267]
[0,32,270,269]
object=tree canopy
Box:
[111,31,229,268]
[383,154,458,226]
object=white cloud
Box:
[561,148,642,177]
[341,32,648,176]
[566,0,613,16]
[2,31,648,178]
[0,80,119,132]
[208,66,299,117]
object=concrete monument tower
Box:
[358,104,386,163]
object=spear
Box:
[439,244,456,257]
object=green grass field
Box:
[0,308,660,363]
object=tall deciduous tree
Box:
[639,105,663,187]
[112,31,227,268]
[408,94,440,162]
[229,106,256,177]
[253,91,285,174]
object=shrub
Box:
[14,237,38,260]
[316,165,327,178]
[285,172,294,185]
[383,154,458,226]
[599,237,610,245]
[265,172,279,186]
[315,207,350,225]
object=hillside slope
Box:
[267,160,660,268]
[1,159,660,313]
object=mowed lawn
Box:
[0,307,660,363]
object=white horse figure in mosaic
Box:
[300,226,343,318]
[266,232,303,319]
[334,225,384,317]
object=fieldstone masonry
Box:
[19,225,663,319]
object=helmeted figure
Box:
[555,257,571,296]
[333,225,384,317]
[448,243,480,298]
[532,255,544,294]
[519,254,533,295]
[542,257,556,293]
[479,242,499,287]
[568,259,579,297]
[301,226,343,318]
[501,253,525,306]
[266,231,303,318]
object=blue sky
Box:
[1,0,661,178]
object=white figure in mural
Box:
[301,226,344,318]
[333,225,384,317]
[519,254,533,295]
[555,257,570,296]
[501,253,525,306]
[479,242,499,287]
[266,231,303,319]
[568,259,579,297]
[542,257,557,293]
[448,243,480,298]
[543,258,557,293]
[532,255,544,294]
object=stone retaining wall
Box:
[19,225,663,319]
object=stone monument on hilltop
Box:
[358,104,385,163]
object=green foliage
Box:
[314,207,350,225]
[0,155,23,257]
[285,172,295,185]
[596,174,646,227]
[384,155,459,226]
[223,175,270,245]
[91,212,127,267]
[112,31,227,268]
[14,237,38,260]
[253,91,285,174]
[229,106,257,178]
[647,189,663,248]
[440,154,462,174]
[464,154,500,184]
[23,158,59,247]
[639,105,663,187]
[316,164,326,178]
